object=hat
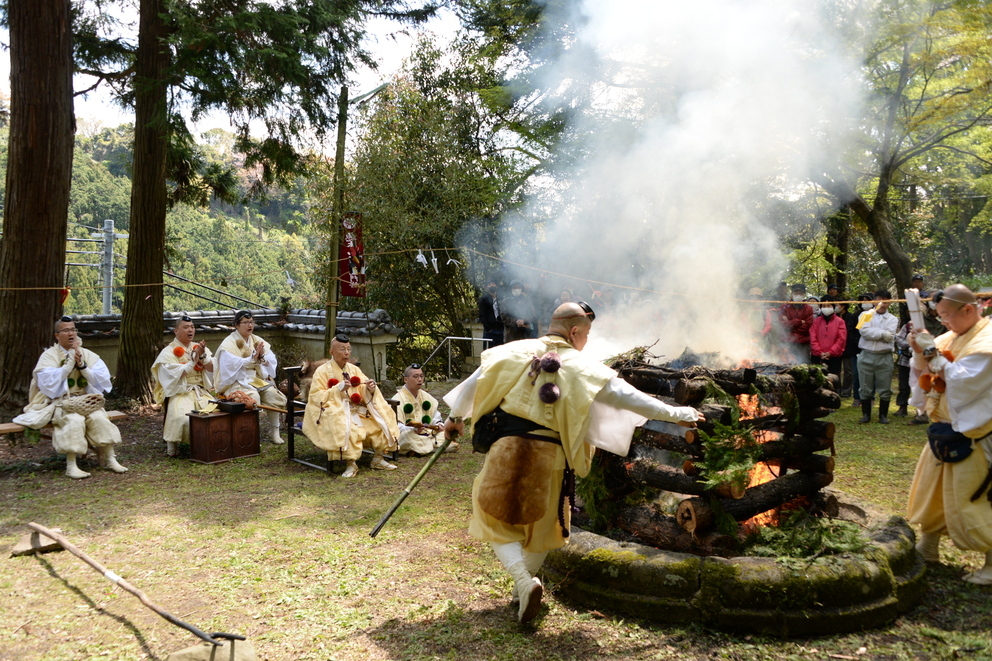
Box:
[509,279,523,288]
[827,283,839,291]
[941,284,977,306]
[911,274,924,281]
[791,283,806,292]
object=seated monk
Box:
[302,333,399,478]
[152,314,215,456]
[395,363,458,456]
[14,316,127,479]
[215,310,287,443]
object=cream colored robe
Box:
[214,331,287,410]
[14,344,121,455]
[395,385,443,455]
[446,336,697,553]
[907,317,992,551]
[302,360,398,461]
[151,338,215,444]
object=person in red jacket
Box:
[780,283,815,363]
[810,295,847,377]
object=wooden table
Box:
[187,410,260,464]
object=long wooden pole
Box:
[323,85,349,356]
[26,523,224,646]
[370,433,456,538]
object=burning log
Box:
[636,428,704,458]
[581,352,843,555]
[626,458,709,495]
[675,471,835,534]
[614,506,738,556]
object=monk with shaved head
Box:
[907,284,992,585]
[442,300,704,624]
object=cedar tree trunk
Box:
[116,0,170,402]
[0,0,74,419]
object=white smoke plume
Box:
[490,0,864,365]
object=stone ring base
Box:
[543,490,926,637]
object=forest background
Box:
[3,1,992,407]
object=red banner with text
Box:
[339,212,366,297]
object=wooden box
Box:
[187,410,260,464]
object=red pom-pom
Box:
[350,393,362,404]
[173,346,185,357]
[350,376,362,387]
[328,378,340,388]
[193,363,204,371]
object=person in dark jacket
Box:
[478,278,503,349]
[841,294,873,402]
[501,279,538,343]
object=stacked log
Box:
[583,360,841,555]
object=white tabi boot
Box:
[65,452,91,479]
[916,532,941,562]
[267,410,284,444]
[98,446,128,473]
[341,461,359,478]
[963,550,992,585]
[493,542,544,623]
[512,549,550,605]
[166,441,178,457]
[371,453,396,470]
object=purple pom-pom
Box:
[539,382,560,404]
[540,352,561,373]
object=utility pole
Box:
[324,85,349,355]
[101,219,115,314]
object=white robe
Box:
[152,338,215,444]
[14,344,121,455]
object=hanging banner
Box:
[339,212,366,297]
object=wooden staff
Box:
[25,523,231,647]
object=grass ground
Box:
[1,388,991,661]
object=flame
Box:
[737,392,784,527]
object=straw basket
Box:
[61,393,105,416]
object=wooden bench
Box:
[0,410,128,437]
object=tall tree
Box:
[75,0,436,401]
[817,0,992,295]
[0,0,75,419]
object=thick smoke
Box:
[487,0,863,364]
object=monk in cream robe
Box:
[14,317,127,479]
[443,302,701,623]
[152,315,214,456]
[302,334,398,478]
[395,364,452,456]
[215,310,287,442]
[907,284,992,585]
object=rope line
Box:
[0,245,930,306]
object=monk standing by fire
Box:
[442,302,703,623]
[908,284,992,585]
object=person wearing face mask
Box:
[857,289,898,424]
[894,320,915,418]
[809,295,846,378]
[442,302,704,623]
[500,279,538,343]
[779,283,815,363]
[478,278,503,349]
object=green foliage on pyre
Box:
[696,420,761,496]
[743,508,868,559]
[577,452,658,532]
[604,344,658,370]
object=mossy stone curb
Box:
[543,490,926,637]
